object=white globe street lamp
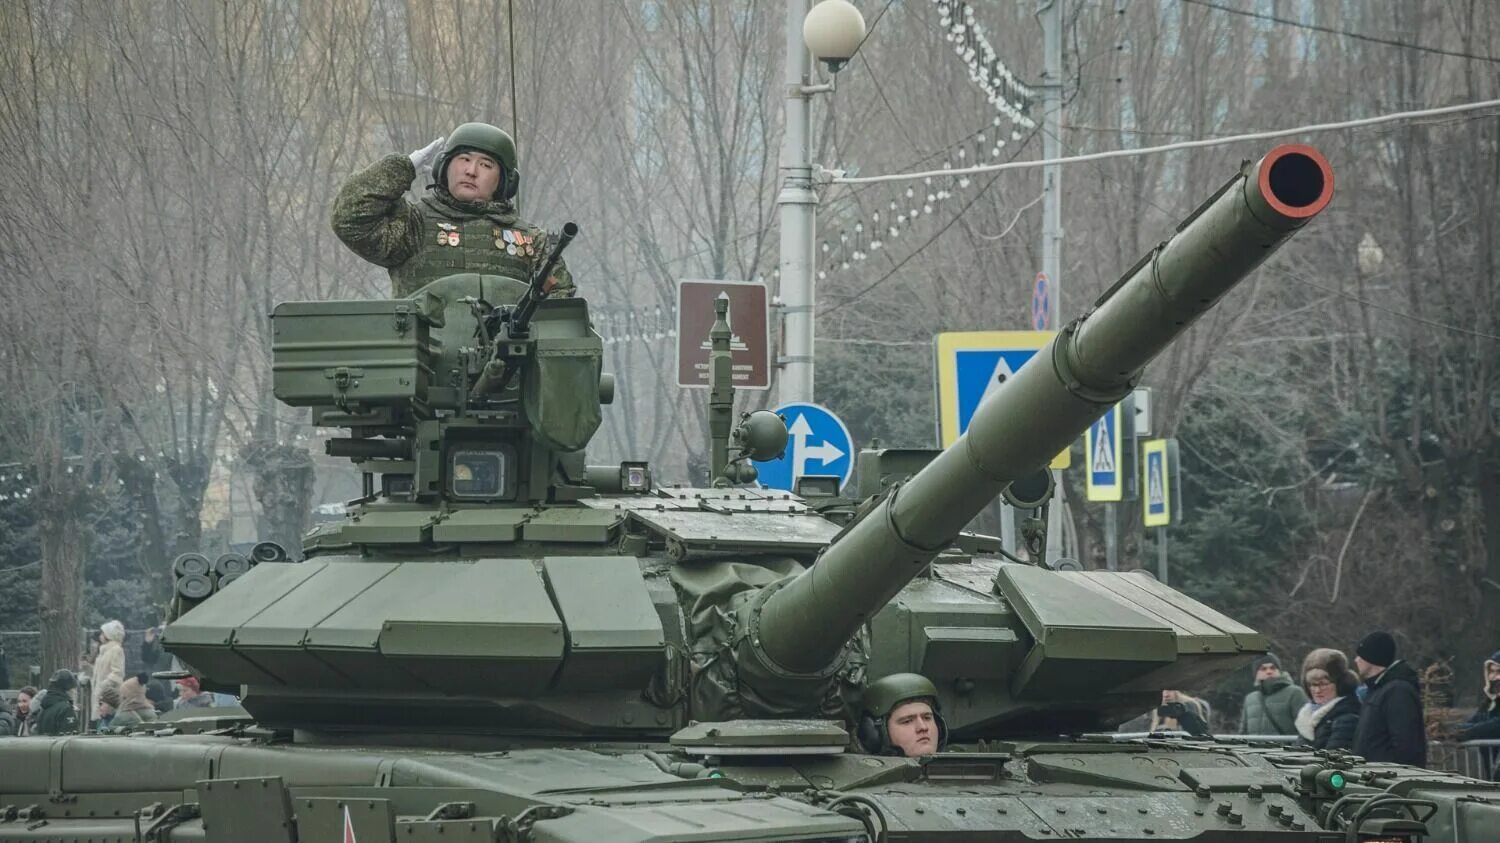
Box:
[778,1,868,405]
[803,0,867,72]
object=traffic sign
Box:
[752,403,854,492]
[933,331,1071,469]
[1030,273,1050,330]
[1132,386,1152,438]
[1085,403,1123,501]
[677,279,769,389]
[1142,438,1181,527]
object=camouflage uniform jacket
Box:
[331,153,575,299]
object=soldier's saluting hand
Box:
[332,122,574,300]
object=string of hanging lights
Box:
[599,0,1040,348]
[813,0,1037,280]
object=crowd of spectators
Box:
[0,619,238,737]
[1125,629,1500,778]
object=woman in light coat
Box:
[91,620,127,721]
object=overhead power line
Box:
[827,97,1500,185]
[1180,0,1500,65]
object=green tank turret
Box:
[6,145,1496,841]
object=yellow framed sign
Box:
[933,331,1070,469]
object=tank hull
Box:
[1,733,1495,841]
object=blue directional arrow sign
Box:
[752,402,854,492]
[934,331,1071,469]
[1085,403,1123,502]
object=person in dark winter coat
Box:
[1295,648,1360,751]
[1351,631,1426,767]
[0,695,17,738]
[34,670,81,736]
[1456,648,1500,780]
[1239,654,1309,735]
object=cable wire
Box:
[1297,278,1500,342]
[829,97,1500,184]
[822,126,1043,309]
[1180,0,1500,65]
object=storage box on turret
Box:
[271,295,442,409]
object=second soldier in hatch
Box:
[857,673,948,758]
[331,122,574,299]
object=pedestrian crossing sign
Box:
[1085,403,1123,501]
[934,331,1071,469]
[1143,439,1170,526]
[1142,438,1180,527]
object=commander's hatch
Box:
[582,487,841,561]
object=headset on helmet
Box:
[856,672,948,756]
[433,122,520,202]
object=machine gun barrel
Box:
[748,145,1334,676]
[511,221,579,336]
[470,221,579,396]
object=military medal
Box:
[506,244,518,255]
[448,231,461,246]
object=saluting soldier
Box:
[331,122,574,299]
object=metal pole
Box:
[1105,503,1118,570]
[1039,0,1068,563]
[1157,526,1168,584]
[778,0,817,404]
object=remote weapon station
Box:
[3,145,1494,841]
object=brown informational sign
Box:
[676,279,770,389]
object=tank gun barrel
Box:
[747,145,1334,676]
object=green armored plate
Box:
[658,487,810,513]
[995,563,1177,699]
[1063,571,1260,653]
[167,561,330,686]
[670,719,849,755]
[523,507,623,543]
[432,507,531,542]
[340,509,436,544]
[577,493,695,513]
[627,509,840,553]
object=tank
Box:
[3,144,1495,841]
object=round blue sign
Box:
[752,402,855,492]
[1031,272,1050,330]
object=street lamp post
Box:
[778,0,865,405]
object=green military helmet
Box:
[857,672,948,755]
[435,122,520,202]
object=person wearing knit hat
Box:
[1239,653,1308,736]
[95,682,120,731]
[1355,631,1397,670]
[1351,630,1426,766]
[1294,648,1361,750]
[1456,649,1500,780]
[34,669,80,736]
[110,675,160,730]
